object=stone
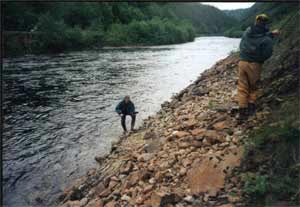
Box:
[182,119,198,129]
[143,131,157,139]
[203,130,226,144]
[108,180,119,190]
[178,142,190,149]
[213,121,229,130]
[144,141,161,153]
[138,153,154,162]
[127,171,141,186]
[64,200,81,207]
[172,131,190,138]
[187,158,225,196]
[182,158,193,167]
[227,194,241,203]
[95,155,106,164]
[190,128,206,136]
[86,199,104,207]
[191,87,209,96]
[105,200,116,207]
[143,185,153,194]
[94,182,106,195]
[219,147,244,173]
[120,161,133,174]
[179,168,187,176]
[121,194,131,201]
[79,198,88,207]
[159,161,170,170]
[183,195,194,203]
[149,177,156,184]
[99,188,111,197]
[191,140,202,148]
[144,192,180,206]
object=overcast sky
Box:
[201,2,255,10]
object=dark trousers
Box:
[121,114,136,131]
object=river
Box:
[3,37,240,207]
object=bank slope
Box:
[60,51,248,207]
[59,7,299,207]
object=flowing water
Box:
[3,37,240,207]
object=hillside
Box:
[224,2,298,37]
[170,3,236,35]
[3,2,234,57]
[223,8,249,21]
[59,4,299,207]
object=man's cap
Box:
[256,14,271,24]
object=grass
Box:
[241,98,300,206]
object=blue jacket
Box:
[240,24,274,63]
[115,100,135,115]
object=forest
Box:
[3,2,235,56]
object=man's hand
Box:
[271,29,280,36]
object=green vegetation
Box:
[3,2,235,57]
[224,2,299,38]
[223,8,249,20]
[241,98,300,206]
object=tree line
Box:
[3,2,235,56]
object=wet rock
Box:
[108,180,119,190]
[94,182,106,195]
[99,188,111,197]
[64,200,81,207]
[137,153,154,162]
[119,161,133,175]
[143,130,158,139]
[69,187,85,201]
[144,141,161,153]
[191,87,209,96]
[79,197,88,207]
[86,199,104,207]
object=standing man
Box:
[238,14,279,123]
[115,96,136,134]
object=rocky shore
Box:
[58,54,278,207]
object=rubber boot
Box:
[248,103,256,116]
[237,108,249,124]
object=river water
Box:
[3,37,240,207]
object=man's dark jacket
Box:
[239,24,274,63]
[115,100,135,115]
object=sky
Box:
[201,2,255,10]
